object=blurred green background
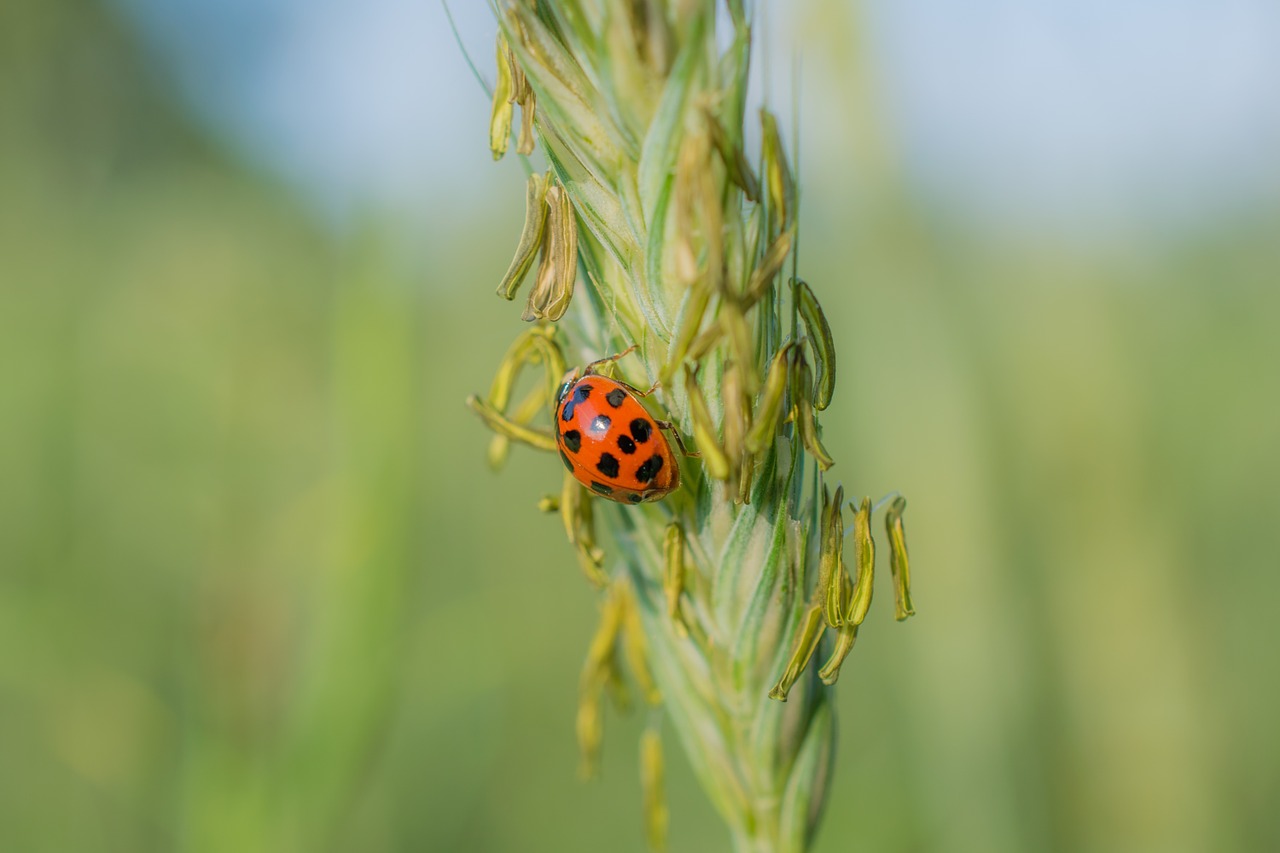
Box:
[3,1,1278,851]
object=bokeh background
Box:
[3,0,1278,851]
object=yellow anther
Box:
[794,278,836,410]
[792,352,833,470]
[683,365,732,480]
[760,108,795,232]
[885,496,915,621]
[743,229,794,308]
[517,88,537,155]
[640,727,669,851]
[818,485,847,627]
[620,583,661,706]
[465,396,557,452]
[846,497,875,627]
[663,522,688,634]
[768,603,825,701]
[745,343,795,454]
[489,33,514,160]
[577,584,627,778]
[704,106,759,201]
[497,171,551,300]
[523,183,578,322]
[817,620,858,686]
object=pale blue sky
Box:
[110,0,1280,239]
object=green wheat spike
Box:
[469,4,915,850]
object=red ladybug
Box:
[554,355,680,504]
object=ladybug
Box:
[554,352,681,504]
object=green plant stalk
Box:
[474,3,912,850]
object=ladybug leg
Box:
[654,420,701,458]
[583,344,639,377]
[613,379,661,398]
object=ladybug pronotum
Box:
[554,355,680,504]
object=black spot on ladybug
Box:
[627,492,644,503]
[635,454,664,484]
[591,481,613,495]
[630,418,652,444]
[596,452,620,478]
[560,449,574,472]
[634,448,665,481]
[589,414,612,435]
[606,388,627,407]
[561,384,592,421]
[562,429,582,453]
[616,434,636,455]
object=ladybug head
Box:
[554,368,581,405]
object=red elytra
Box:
[554,369,678,504]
